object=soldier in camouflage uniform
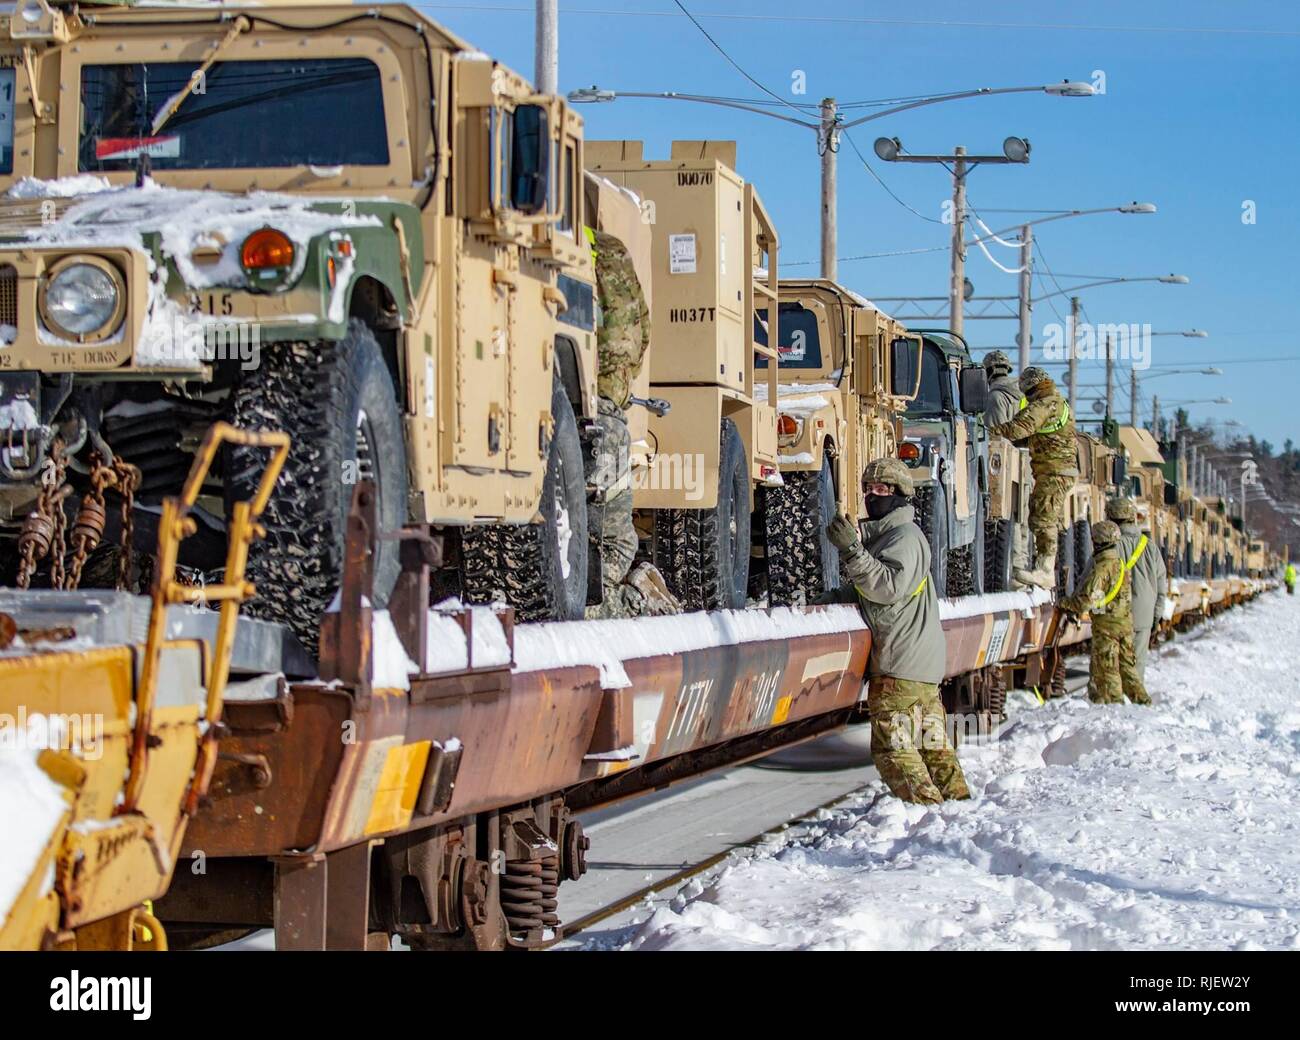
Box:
[1060,519,1151,705]
[1107,496,1166,680]
[586,229,679,619]
[989,366,1077,589]
[828,458,970,804]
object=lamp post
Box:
[960,202,1158,368]
[872,135,1033,337]
[569,81,1095,282]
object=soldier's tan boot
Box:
[628,562,682,615]
[1014,552,1056,590]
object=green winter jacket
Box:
[990,379,1078,477]
[1119,522,1166,633]
[985,374,1024,428]
[842,504,947,684]
[1061,545,1132,635]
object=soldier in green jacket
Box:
[1060,519,1151,705]
[1107,496,1166,680]
[828,459,970,804]
[989,366,1077,589]
[586,228,679,619]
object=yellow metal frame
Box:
[124,422,289,816]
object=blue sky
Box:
[423,1,1300,447]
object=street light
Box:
[1141,366,1221,430]
[873,136,1034,337]
[959,203,1159,368]
[569,81,1094,283]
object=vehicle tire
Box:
[764,455,840,607]
[984,518,1016,592]
[1073,518,1093,580]
[948,493,986,598]
[653,418,750,610]
[912,482,949,600]
[226,321,409,653]
[461,381,588,622]
[1057,523,1076,595]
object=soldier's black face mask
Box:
[865,492,908,520]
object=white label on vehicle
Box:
[424,357,436,418]
[669,233,696,274]
[984,617,1010,665]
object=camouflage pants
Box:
[1088,625,1150,705]
[1029,473,1073,558]
[867,677,971,804]
[586,397,639,619]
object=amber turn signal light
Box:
[241,228,296,271]
[898,441,921,462]
[777,414,799,437]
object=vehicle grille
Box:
[0,265,16,330]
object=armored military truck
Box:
[585,140,782,610]
[0,0,609,647]
[752,280,921,606]
[898,330,990,599]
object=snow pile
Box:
[514,606,866,690]
[624,592,1300,950]
[371,610,419,690]
[5,175,113,200]
[938,587,1052,621]
[424,601,513,673]
[0,717,71,931]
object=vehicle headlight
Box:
[41,260,124,342]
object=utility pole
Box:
[820,98,838,282]
[1152,394,1160,435]
[1017,224,1033,370]
[949,147,968,337]
[1067,296,1080,415]
[1130,367,1139,427]
[534,0,558,94]
[1103,332,1114,418]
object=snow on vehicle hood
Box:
[7,179,383,289]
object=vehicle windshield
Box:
[79,58,389,171]
[755,302,825,369]
[906,343,946,415]
[1,66,14,175]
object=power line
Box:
[418,5,1300,38]
[841,129,944,224]
[784,244,948,266]
[669,0,809,121]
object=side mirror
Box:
[1112,454,1128,488]
[510,104,550,215]
[889,337,921,399]
[959,365,988,414]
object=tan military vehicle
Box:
[585,140,781,609]
[751,280,920,605]
[0,0,617,646]
[983,431,1033,593]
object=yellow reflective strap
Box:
[910,575,928,598]
[1039,401,1072,434]
[1018,395,1028,409]
[1125,534,1148,571]
[583,225,598,263]
[1100,566,1126,607]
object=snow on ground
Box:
[624,592,1300,951]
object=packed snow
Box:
[0,717,71,932]
[618,590,1300,951]
[512,606,866,690]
